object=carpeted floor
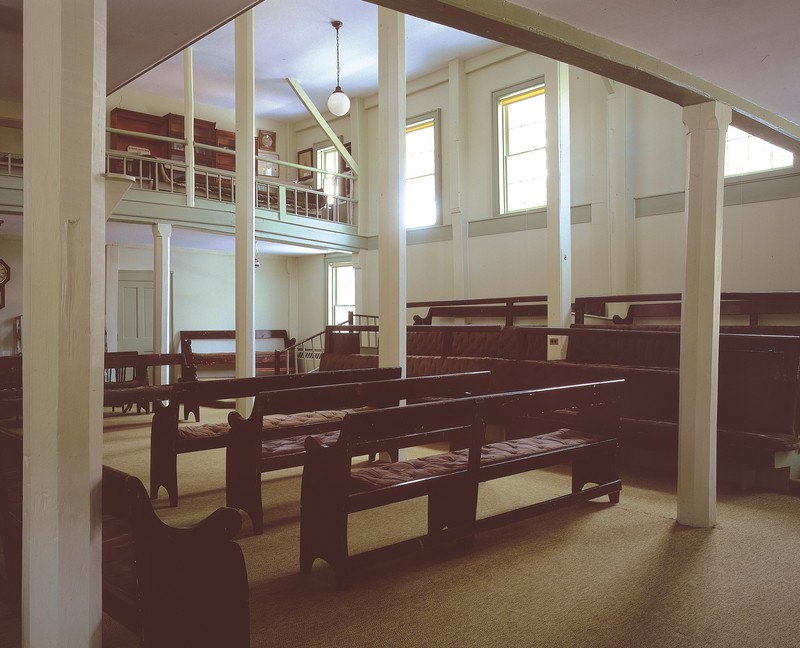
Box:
[3,408,800,647]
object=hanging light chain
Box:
[333,20,342,90]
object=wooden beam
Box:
[286,77,360,176]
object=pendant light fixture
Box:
[327,20,350,117]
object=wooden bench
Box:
[226,371,495,535]
[408,328,800,488]
[299,379,623,585]
[149,367,402,506]
[180,329,296,379]
[409,295,548,326]
[0,428,250,646]
[104,351,196,414]
[0,353,194,422]
[572,291,800,327]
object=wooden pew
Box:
[226,371,494,535]
[179,329,296,379]
[299,379,623,585]
[0,427,250,647]
[572,291,800,327]
[104,351,196,414]
[409,295,548,326]
[149,367,402,506]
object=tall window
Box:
[496,82,547,214]
[405,114,439,228]
[327,261,355,325]
[725,126,793,177]
[317,145,340,203]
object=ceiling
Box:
[2,0,800,254]
[3,0,799,131]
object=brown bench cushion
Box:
[349,428,600,492]
[177,409,349,442]
[261,429,341,458]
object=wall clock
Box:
[257,129,276,152]
[0,258,9,309]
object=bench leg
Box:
[150,447,179,507]
[300,502,349,583]
[572,447,620,503]
[428,478,477,546]
[226,448,264,535]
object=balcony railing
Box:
[0,152,23,177]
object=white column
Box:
[377,8,406,374]
[350,97,367,234]
[184,48,196,206]
[22,0,105,645]
[234,11,256,413]
[105,245,120,352]
[546,61,571,359]
[448,58,469,300]
[607,82,635,299]
[153,223,172,383]
[677,100,731,528]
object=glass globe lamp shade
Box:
[327,87,350,117]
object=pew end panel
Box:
[0,430,250,647]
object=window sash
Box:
[404,115,438,228]
[498,83,546,214]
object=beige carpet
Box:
[4,408,800,647]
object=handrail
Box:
[407,295,548,308]
[0,152,23,177]
[409,295,548,326]
[572,291,800,325]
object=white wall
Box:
[114,244,293,351]
[294,254,326,341]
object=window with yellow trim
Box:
[405,113,439,228]
[497,83,546,214]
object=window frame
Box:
[325,255,356,326]
[314,143,340,201]
[492,78,547,217]
[404,109,442,229]
[723,124,797,182]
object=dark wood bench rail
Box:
[149,367,402,506]
[299,379,623,585]
[573,291,800,326]
[226,371,494,535]
[104,352,197,414]
[180,329,296,380]
[0,428,250,647]
[409,295,548,326]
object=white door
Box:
[118,271,153,353]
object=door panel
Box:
[118,280,153,353]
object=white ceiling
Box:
[117,0,499,120]
[509,0,800,132]
[3,0,797,130]
[3,0,800,254]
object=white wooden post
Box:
[153,223,172,383]
[607,82,635,299]
[22,0,106,644]
[184,48,196,207]
[677,100,731,527]
[449,58,469,300]
[235,11,256,414]
[546,60,571,359]
[377,7,407,374]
